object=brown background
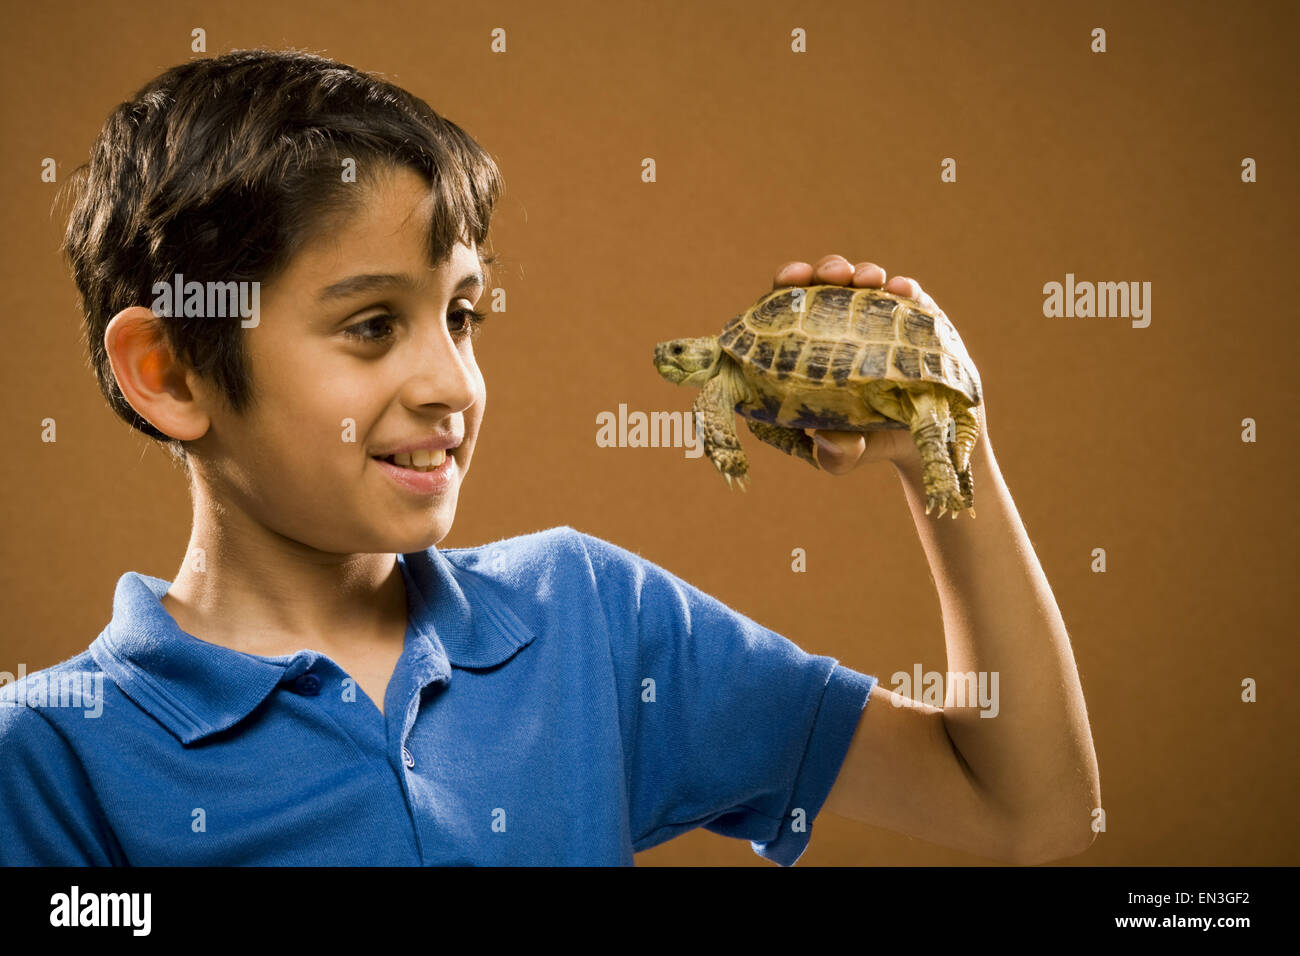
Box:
[2,0,1297,865]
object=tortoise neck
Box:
[683,347,725,387]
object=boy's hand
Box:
[771,254,969,476]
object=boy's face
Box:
[190,165,487,555]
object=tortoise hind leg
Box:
[950,401,979,517]
[694,361,750,490]
[744,418,819,469]
[909,390,966,517]
[881,387,966,518]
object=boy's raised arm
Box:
[779,255,1100,865]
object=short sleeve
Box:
[0,697,120,865]
[572,529,877,866]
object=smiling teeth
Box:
[389,449,447,471]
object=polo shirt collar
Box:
[89,545,536,745]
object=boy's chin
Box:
[288,504,456,557]
[371,513,454,555]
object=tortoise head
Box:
[653,336,723,386]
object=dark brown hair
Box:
[60,48,504,448]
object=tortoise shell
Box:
[717,285,982,431]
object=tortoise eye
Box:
[672,344,684,355]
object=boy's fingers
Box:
[886,275,922,299]
[775,258,888,290]
[883,275,947,318]
[811,255,854,285]
[773,262,814,288]
[852,262,886,287]
[805,428,865,474]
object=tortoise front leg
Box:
[744,418,819,469]
[694,362,750,490]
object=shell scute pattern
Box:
[721,286,980,406]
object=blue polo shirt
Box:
[0,525,876,866]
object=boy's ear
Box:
[104,307,211,442]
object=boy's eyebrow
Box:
[317,271,485,302]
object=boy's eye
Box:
[343,315,397,344]
[343,308,488,345]
[449,307,489,340]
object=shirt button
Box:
[293,673,322,696]
[402,747,415,769]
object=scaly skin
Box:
[908,390,967,518]
[694,358,751,490]
[951,403,979,515]
[745,418,819,468]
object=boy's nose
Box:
[398,331,479,412]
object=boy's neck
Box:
[159,498,409,658]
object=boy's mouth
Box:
[372,449,448,472]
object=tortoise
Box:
[652,284,983,518]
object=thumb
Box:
[804,428,865,474]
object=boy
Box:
[0,49,1098,865]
